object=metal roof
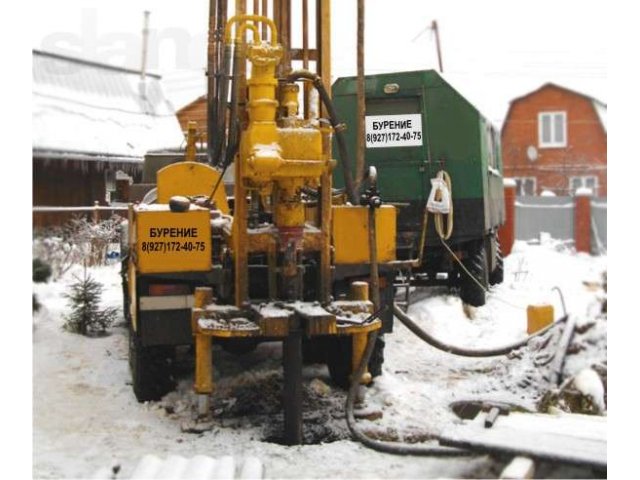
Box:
[33,50,184,159]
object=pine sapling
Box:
[63,267,118,336]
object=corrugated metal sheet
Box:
[33,50,184,157]
[515,196,574,242]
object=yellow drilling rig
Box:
[123,0,398,445]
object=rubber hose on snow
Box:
[393,303,568,358]
[345,329,471,456]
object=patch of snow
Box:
[572,368,606,413]
[33,239,606,478]
[575,187,593,197]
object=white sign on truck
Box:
[365,114,423,148]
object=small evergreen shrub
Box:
[63,269,118,336]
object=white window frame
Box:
[538,111,567,148]
[514,176,537,196]
[105,169,116,203]
[569,175,598,196]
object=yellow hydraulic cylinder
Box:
[350,281,372,385]
[194,287,213,311]
[274,178,305,228]
[194,334,213,394]
[527,304,554,334]
[185,121,198,162]
[281,83,300,117]
[193,287,214,394]
[350,281,369,301]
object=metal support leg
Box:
[283,328,303,445]
[194,333,213,418]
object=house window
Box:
[538,111,567,148]
[514,177,537,196]
[569,175,598,196]
[105,169,134,203]
[105,169,116,203]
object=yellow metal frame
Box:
[332,205,397,264]
[156,162,229,214]
[188,12,385,397]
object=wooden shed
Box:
[176,96,208,142]
[33,50,184,229]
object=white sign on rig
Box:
[365,114,423,148]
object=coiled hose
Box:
[393,303,568,357]
[346,309,569,455]
[346,329,471,456]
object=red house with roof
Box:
[501,83,607,197]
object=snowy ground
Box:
[32,239,607,479]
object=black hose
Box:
[393,303,568,358]
[345,303,570,455]
[211,43,233,167]
[223,42,243,168]
[206,0,221,164]
[346,329,470,456]
[285,70,358,205]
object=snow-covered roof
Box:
[33,50,184,159]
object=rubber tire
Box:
[129,329,175,402]
[488,238,504,286]
[459,245,489,307]
[327,335,385,389]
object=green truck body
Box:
[332,70,505,305]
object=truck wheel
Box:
[327,335,385,389]
[460,245,488,307]
[129,329,175,402]
[489,239,504,286]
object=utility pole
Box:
[140,11,151,82]
[139,11,151,112]
[356,0,365,192]
[431,20,443,73]
[412,20,444,73]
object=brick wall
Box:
[501,85,607,196]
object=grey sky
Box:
[33,0,607,127]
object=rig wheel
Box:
[489,238,504,286]
[129,329,175,402]
[459,244,489,307]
